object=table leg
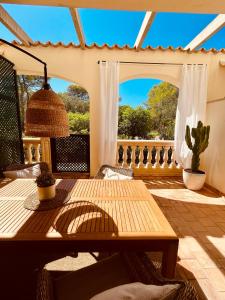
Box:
[161,240,178,278]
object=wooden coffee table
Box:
[0,179,178,299]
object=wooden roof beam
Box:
[69,8,85,49]
[1,1,225,14]
[134,11,156,50]
[184,14,225,50]
[0,5,32,46]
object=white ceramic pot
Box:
[37,184,56,201]
[183,169,206,191]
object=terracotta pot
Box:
[37,184,56,201]
[183,169,206,190]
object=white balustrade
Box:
[23,137,41,164]
[117,140,182,176]
[22,137,52,170]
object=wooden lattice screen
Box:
[0,56,24,171]
[50,134,90,173]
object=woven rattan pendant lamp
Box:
[0,39,69,137]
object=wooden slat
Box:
[69,8,85,49]
[0,179,177,240]
[134,11,156,50]
[184,14,225,50]
[0,5,32,45]
[1,1,225,14]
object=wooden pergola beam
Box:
[185,14,225,50]
[1,1,225,14]
[0,5,32,46]
[134,11,156,50]
[69,8,85,49]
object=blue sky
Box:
[0,5,223,107]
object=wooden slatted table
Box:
[0,179,178,300]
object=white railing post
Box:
[34,144,40,163]
[129,145,134,169]
[155,146,160,169]
[27,143,33,164]
[164,146,169,169]
[138,146,144,169]
[123,144,128,168]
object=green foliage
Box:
[59,92,89,114]
[146,82,178,140]
[118,105,133,137]
[59,84,89,114]
[68,112,90,134]
[67,84,89,100]
[118,82,178,140]
[17,75,44,131]
[148,130,160,139]
[185,121,210,172]
[118,105,151,139]
[35,171,56,187]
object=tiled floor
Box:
[142,177,225,300]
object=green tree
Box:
[128,106,151,138]
[59,84,89,114]
[118,105,151,139]
[68,112,90,134]
[67,84,89,100]
[59,92,89,114]
[146,82,178,140]
[17,75,43,130]
[118,105,133,138]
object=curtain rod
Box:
[97,60,204,66]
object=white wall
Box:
[205,99,225,193]
[1,44,225,192]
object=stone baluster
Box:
[129,145,134,168]
[139,146,144,168]
[164,146,169,169]
[170,146,176,169]
[27,143,33,164]
[123,144,128,167]
[155,146,160,169]
[34,144,40,162]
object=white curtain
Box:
[175,64,207,168]
[99,61,120,166]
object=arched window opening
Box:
[17,76,89,135]
[119,79,179,140]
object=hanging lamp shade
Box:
[25,87,69,137]
[0,39,69,138]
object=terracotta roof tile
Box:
[5,40,225,54]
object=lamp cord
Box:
[0,39,49,88]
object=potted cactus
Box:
[35,170,56,201]
[183,121,210,190]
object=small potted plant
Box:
[183,121,210,190]
[35,170,56,201]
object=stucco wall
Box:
[205,100,225,193]
[1,44,225,192]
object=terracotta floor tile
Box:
[195,279,223,300]
[199,217,217,227]
[206,268,225,292]
[177,259,207,279]
[143,177,225,300]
